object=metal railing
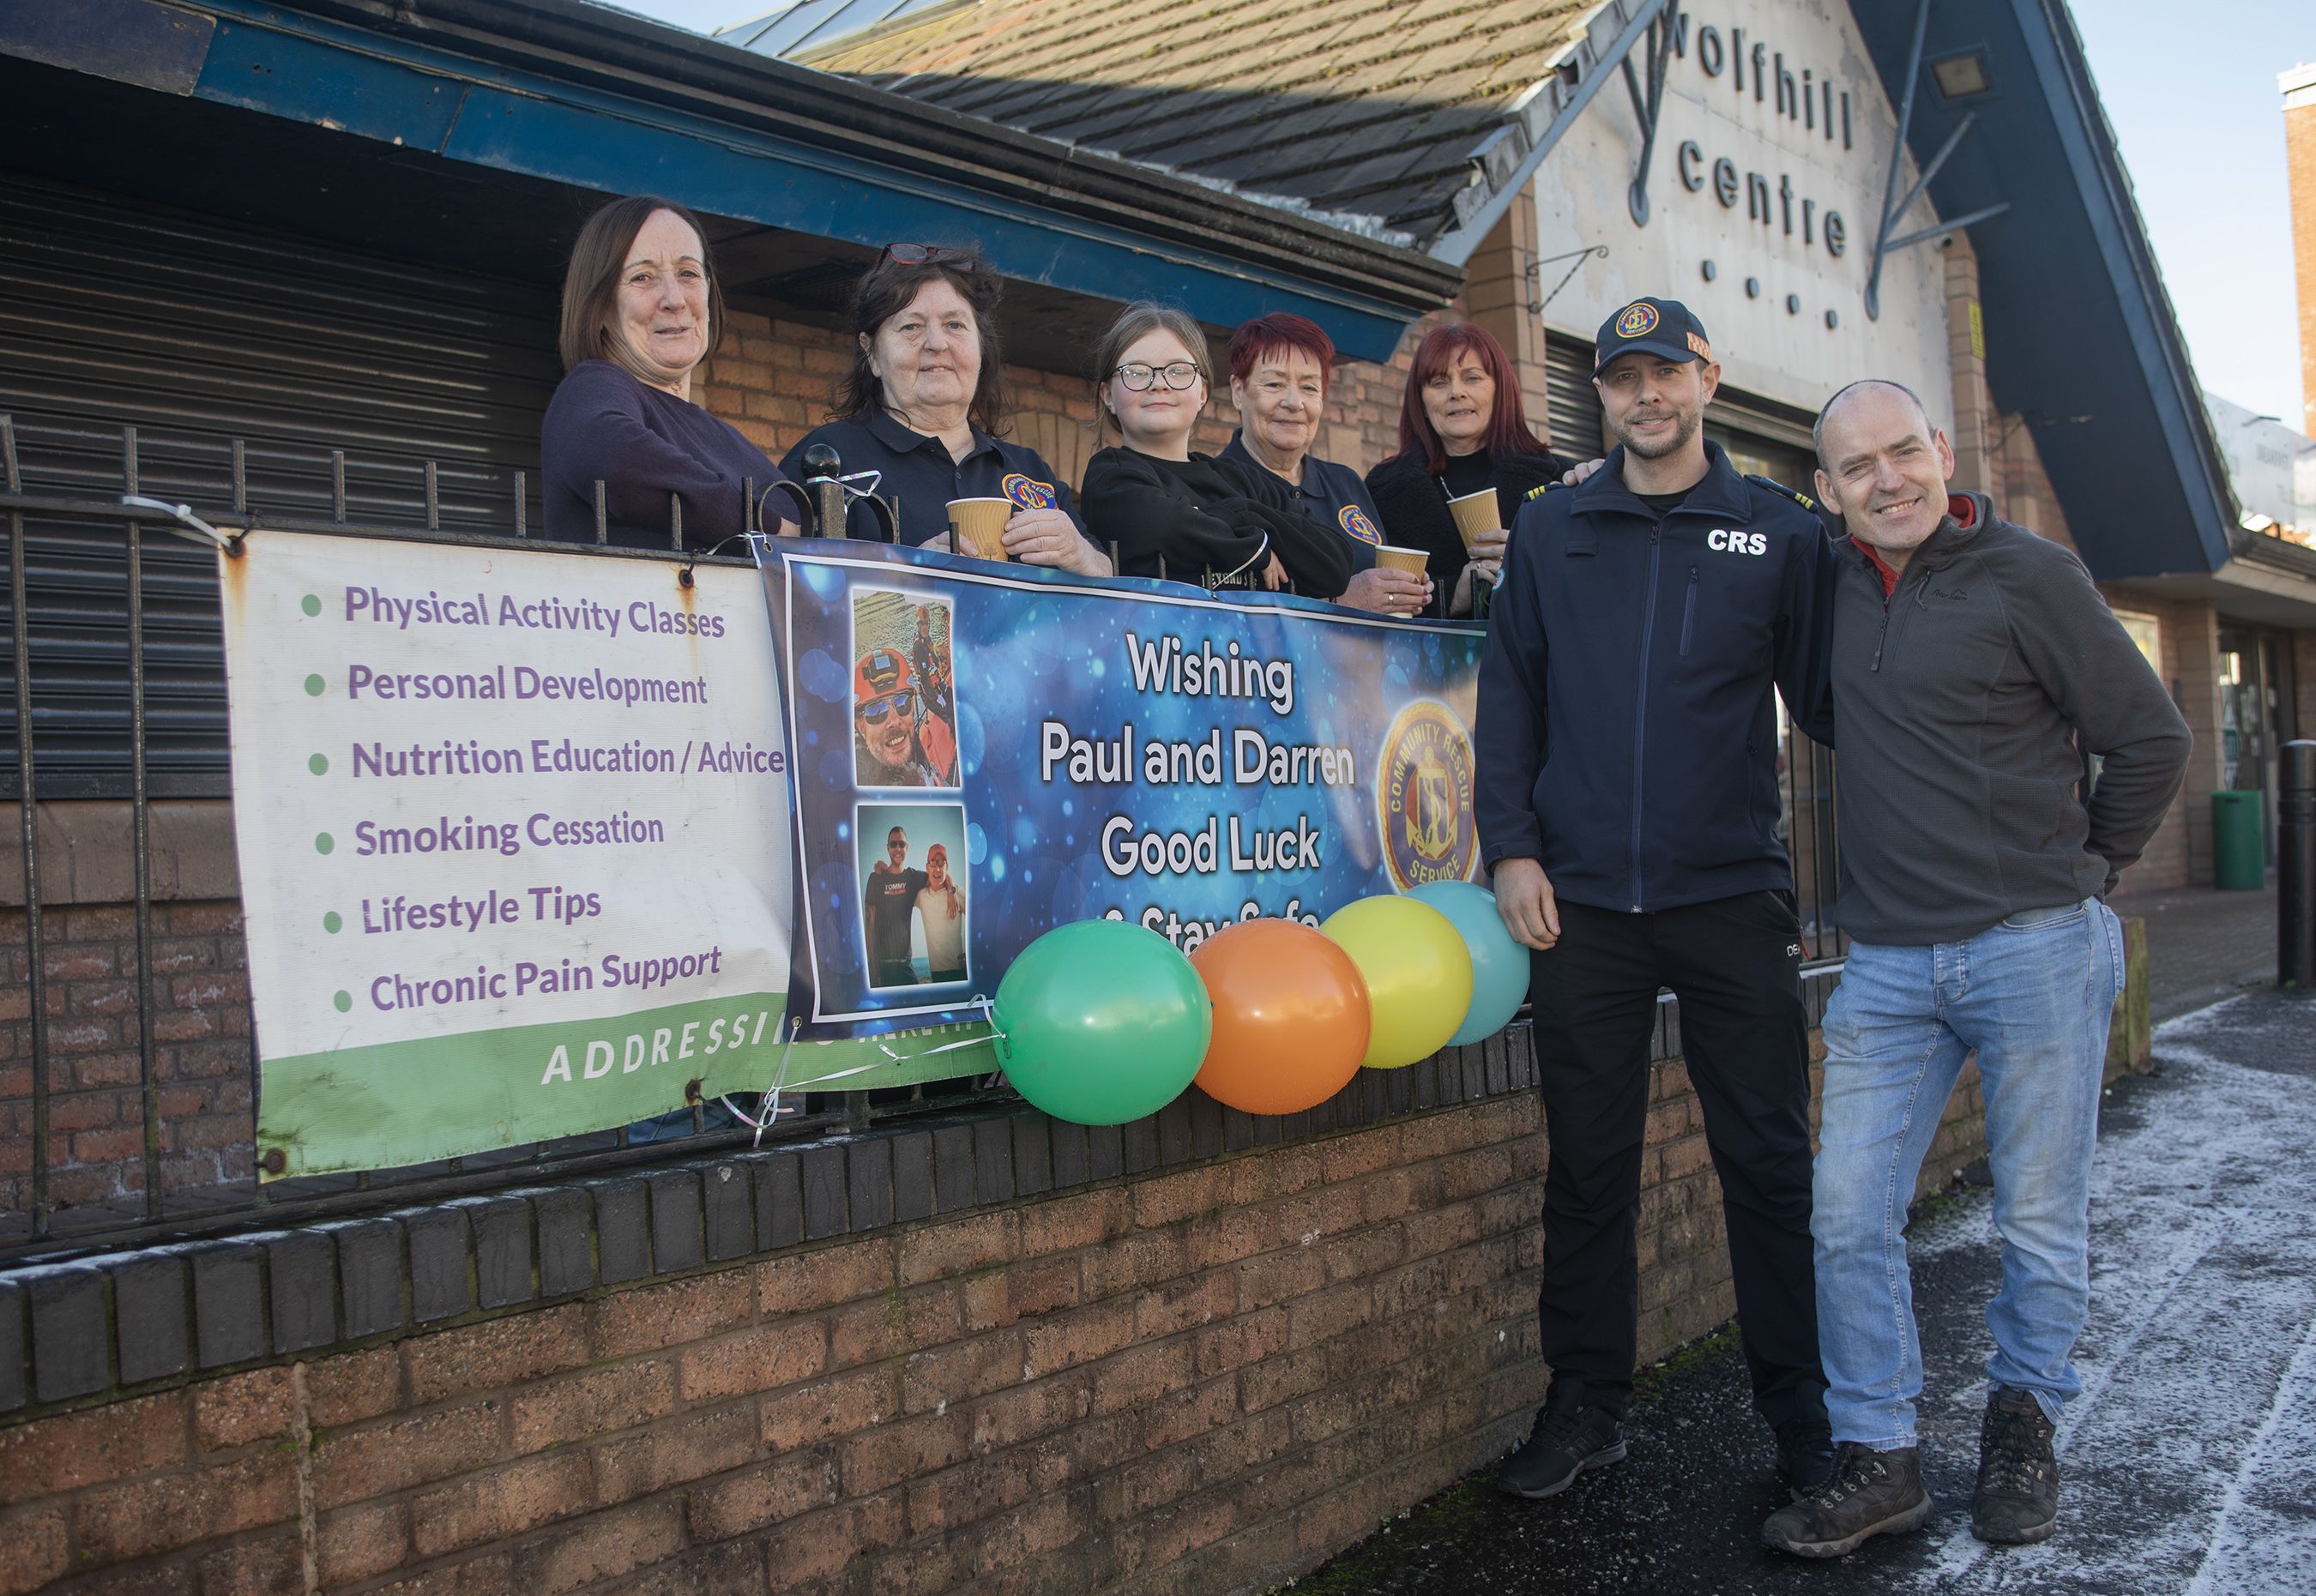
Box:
[0,415,1849,1262]
[0,416,1015,1261]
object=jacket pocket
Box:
[1678,566,1699,657]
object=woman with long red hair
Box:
[1366,322,1571,617]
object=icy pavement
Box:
[1304,987,2316,1596]
[1897,991,2316,1595]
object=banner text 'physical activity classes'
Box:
[767,541,1487,1039]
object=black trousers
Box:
[1528,891,1823,1429]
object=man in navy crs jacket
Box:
[1477,298,1838,1502]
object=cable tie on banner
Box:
[121,495,231,551]
[875,996,1004,1063]
[721,1015,803,1148]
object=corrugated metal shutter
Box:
[0,178,563,797]
[1543,335,1604,461]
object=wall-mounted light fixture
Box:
[1929,50,1992,99]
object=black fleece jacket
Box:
[1475,443,1837,913]
[1079,447,1355,596]
[1821,491,2192,943]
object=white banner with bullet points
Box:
[220,529,799,1176]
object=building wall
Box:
[2286,63,2316,438]
[0,1020,2057,1596]
[1529,0,1956,427]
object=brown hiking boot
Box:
[1972,1387,2060,1545]
[1761,1442,1933,1558]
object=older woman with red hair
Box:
[1221,313,1430,617]
[1366,322,1571,617]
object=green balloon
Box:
[994,919,1212,1126]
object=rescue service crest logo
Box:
[1338,504,1383,545]
[1001,473,1058,511]
[1375,702,1479,890]
[1614,302,1660,339]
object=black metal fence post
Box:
[4,416,51,1237]
[2283,740,2315,989]
[124,427,162,1217]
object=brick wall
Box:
[0,923,2158,1593]
[0,1093,1550,1594]
[0,900,253,1221]
[0,1039,1999,1596]
[692,304,1440,511]
[1942,234,1993,495]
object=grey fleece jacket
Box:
[1823,491,2191,945]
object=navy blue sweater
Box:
[540,360,790,548]
[1475,443,1837,913]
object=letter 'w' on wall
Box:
[763,542,1487,1041]
[220,529,820,1177]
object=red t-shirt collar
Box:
[1856,492,1977,596]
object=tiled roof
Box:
[727,0,1603,247]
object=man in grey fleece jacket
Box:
[1763,382,2190,1561]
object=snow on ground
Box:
[1891,994,2316,1594]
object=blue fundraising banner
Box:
[763,540,1486,1040]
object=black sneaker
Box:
[1761,1443,1933,1558]
[1972,1387,2060,1545]
[1496,1395,1626,1499]
[1776,1416,1837,1497]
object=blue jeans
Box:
[1812,899,2124,1448]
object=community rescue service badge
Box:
[1375,702,1478,890]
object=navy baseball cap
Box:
[1594,298,1712,375]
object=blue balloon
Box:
[1409,881,1530,1045]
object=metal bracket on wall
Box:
[1619,4,1685,226]
[1865,0,2008,319]
[1528,245,1610,315]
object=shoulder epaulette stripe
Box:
[1744,473,1818,511]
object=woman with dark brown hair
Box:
[781,244,1109,574]
[540,195,797,546]
[1077,302,1354,597]
[1366,322,1571,617]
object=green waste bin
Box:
[2212,790,2265,890]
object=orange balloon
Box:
[1188,918,1372,1115]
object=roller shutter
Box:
[0,178,562,798]
[1543,334,1605,461]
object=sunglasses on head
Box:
[857,691,914,725]
[882,244,976,271]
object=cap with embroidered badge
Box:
[1594,298,1713,375]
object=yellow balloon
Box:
[1318,895,1475,1069]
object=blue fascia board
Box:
[174,3,1413,359]
[1853,0,2235,581]
[1995,0,2233,576]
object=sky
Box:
[613,0,2313,426]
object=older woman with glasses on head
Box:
[1221,313,1431,617]
[1366,322,1571,617]
[782,243,1109,574]
[1079,303,1355,597]
[541,194,799,547]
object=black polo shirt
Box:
[779,410,1087,546]
[1219,431,1381,571]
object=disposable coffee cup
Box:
[1446,489,1499,550]
[946,497,1013,560]
[1374,545,1431,576]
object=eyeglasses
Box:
[857,691,914,725]
[883,243,977,270]
[1112,361,1205,392]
